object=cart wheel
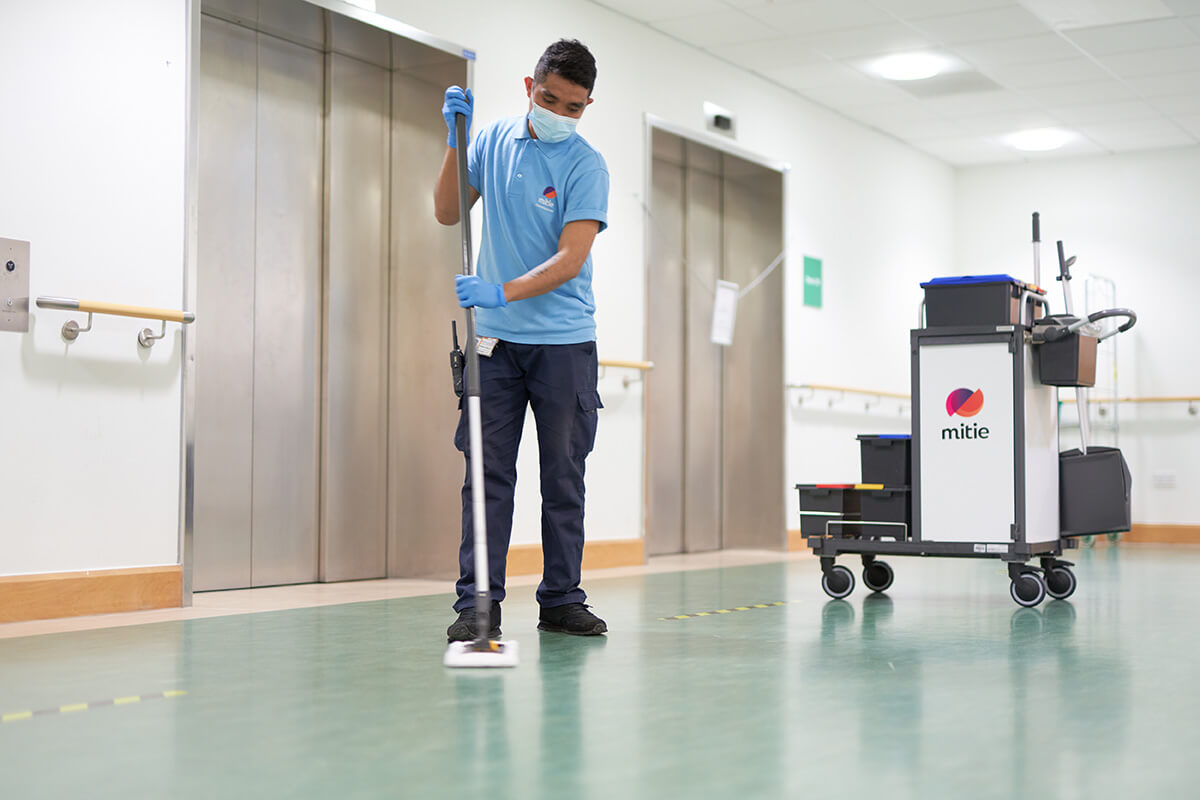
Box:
[1010,571,1046,608]
[822,565,855,599]
[1045,566,1076,600]
[863,561,894,593]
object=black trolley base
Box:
[807,534,1080,607]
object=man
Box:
[434,39,609,642]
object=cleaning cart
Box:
[804,214,1137,607]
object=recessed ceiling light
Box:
[1006,128,1076,151]
[871,53,946,82]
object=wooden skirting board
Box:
[507,538,645,577]
[0,565,182,624]
[788,525,1200,551]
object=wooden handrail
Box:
[599,359,654,371]
[787,382,911,401]
[1061,395,1200,404]
[37,297,195,324]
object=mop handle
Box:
[1031,212,1040,288]
[456,112,492,643]
[1054,238,1090,454]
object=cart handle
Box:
[1043,308,1137,342]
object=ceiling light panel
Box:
[871,52,949,80]
[1006,127,1076,150]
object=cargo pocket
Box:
[573,390,603,457]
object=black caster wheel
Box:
[821,565,855,599]
[862,560,894,593]
[1045,566,1076,600]
[1010,571,1046,608]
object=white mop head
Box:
[444,639,520,668]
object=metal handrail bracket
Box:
[36,296,196,347]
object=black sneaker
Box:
[537,603,607,636]
[446,602,501,643]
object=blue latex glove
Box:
[442,86,473,148]
[456,275,507,308]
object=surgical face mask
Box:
[528,102,580,143]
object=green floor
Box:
[3,546,1199,798]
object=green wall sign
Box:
[803,256,822,308]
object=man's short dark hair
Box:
[533,39,597,94]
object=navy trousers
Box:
[453,340,602,611]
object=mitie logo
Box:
[942,388,989,440]
[537,186,557,212]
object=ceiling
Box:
[588,0,1200,165]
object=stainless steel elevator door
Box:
[320,43,391,583]
[387,65,469,580]
[682,144,723,554]
[194,15,322,589]
[721,160,785,550]
[645,129,785,556]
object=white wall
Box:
[373,0,956,541]
[955,146,1200,526]
[0,1,188,576]
[1,0,957,579]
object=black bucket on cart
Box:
[859,487,910,540]
[857,434,911,486]
[1060,447,1132,536]
[796,484,861,535]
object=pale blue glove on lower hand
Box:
[456,275,507,308]
[442,86,473,148]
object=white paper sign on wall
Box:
[711,280,739,346]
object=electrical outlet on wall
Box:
[1152,472,1177,490]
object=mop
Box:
[444,111,519,668]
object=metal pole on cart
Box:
[1031,212,1041,289]
[1056,239,1091,455]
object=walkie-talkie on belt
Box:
[450,320,465,398]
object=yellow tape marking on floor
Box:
[2,690,186,723]
[658,601,788,621]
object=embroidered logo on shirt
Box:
[537,186,557,212]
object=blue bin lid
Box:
[857,434,911,440]
[920,273,1020,288]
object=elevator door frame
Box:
[180,0,474,604]
[642,115,789,557]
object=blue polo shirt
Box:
[467,114,609,344]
